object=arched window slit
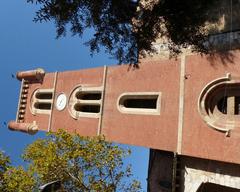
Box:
[75,92,101,100]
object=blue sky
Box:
[0,0,149,190]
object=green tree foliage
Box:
[0,151,10,191]
[0,151,35,192]
[0,151,10,180]
[3,167,35,192]
[27,0,217,64]
[0,131,141,191]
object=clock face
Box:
[56,93,67,111]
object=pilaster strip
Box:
[177,54,186,154]
[48,72,58,132]
[97,66,108,135]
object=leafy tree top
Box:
[0,131,141,191]
[27,0,218,64]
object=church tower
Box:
[8,1,240,191]
[8,50,240,167]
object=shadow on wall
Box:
[206,50,235,66]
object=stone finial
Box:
[16,68,45,81]
[8,121,38,135]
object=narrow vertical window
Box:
[74,104,100,113]
[34,102,51,110]
[117,92,161,115]
[123,98,158,109]
[69,87,103,119]
[76,92,101,100]
[35,92,53,99]
[31,89,53,115]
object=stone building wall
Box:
[180,156,240,192]
[141,0,240,60]
[147,150,240,192]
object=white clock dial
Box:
[56,93,67,111]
